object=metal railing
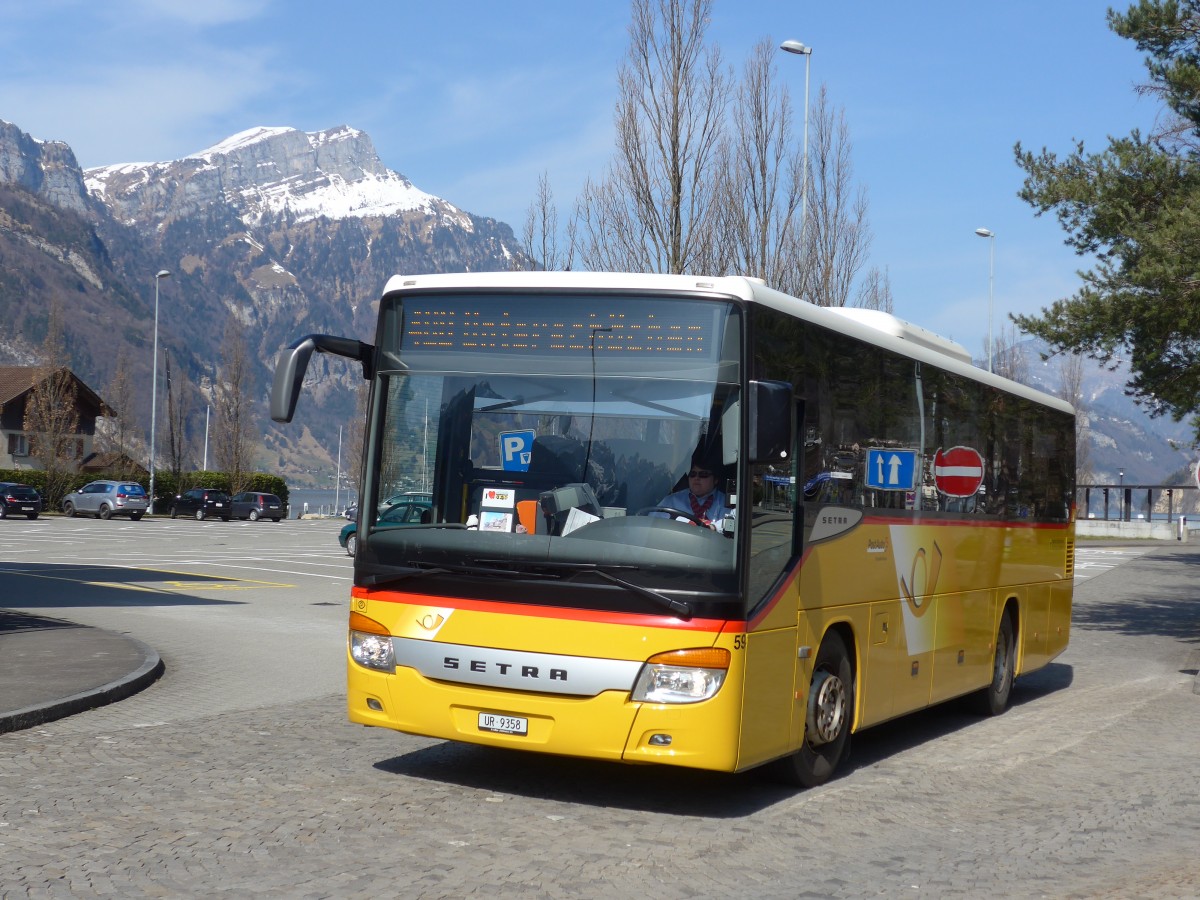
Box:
[1077,483,1198,523]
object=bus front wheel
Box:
[766,630,854,788]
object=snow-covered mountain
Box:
[1016,343,1196,486]
[85,125,476,231]
[0,119,525,484]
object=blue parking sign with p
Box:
[499,430,535,472]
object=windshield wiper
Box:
[362,565,452,588]
[473,559,689,618]
[571,568,692,620]
[365,560,691,619]
[363,559,549,589]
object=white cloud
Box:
[0,51,289,166]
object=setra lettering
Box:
[442,657,568,681]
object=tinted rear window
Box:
[120,484,146,495]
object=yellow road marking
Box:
[10,567,294,591]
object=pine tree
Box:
[1014,0,1200,440]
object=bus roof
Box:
[379,271,1074,416]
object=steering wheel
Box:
[635,506,717,530]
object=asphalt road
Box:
[1,517,1198,898]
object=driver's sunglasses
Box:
[688,470,713,478]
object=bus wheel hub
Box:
[807,670,846,746]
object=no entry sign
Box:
[933,446,984,497]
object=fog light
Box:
[366,698,383,711]
[649,734,672,746]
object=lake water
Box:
[287,488,357,519]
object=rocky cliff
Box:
[0,120,92,217]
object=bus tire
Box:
[974,609,1016,716]
[766,630,854,788]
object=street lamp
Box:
[780,40,813,245]
[1118,468,1125,522]
[974,228,995,373]
[148,269,171,513]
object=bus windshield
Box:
[360,292,744,614]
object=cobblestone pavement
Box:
[1,520,1198,897]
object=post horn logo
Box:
[900,542,942,617]
[417,612,445,631]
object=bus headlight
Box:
[349,612,395,671]
[631,648,730,704]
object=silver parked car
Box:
[61,480,149,520]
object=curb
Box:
[0,637,165,735]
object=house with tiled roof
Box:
[0,366,111,470]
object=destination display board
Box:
[400,296,721,358]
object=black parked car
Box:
[0,482,42,520]
[231,492,284,522]
[170,488,232,521]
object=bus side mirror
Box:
[748,380,792,464]
[271,334,375,423]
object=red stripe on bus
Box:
[860,515,1071,530]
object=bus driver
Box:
[655,453,733,531]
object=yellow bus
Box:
[272,272,1075,786]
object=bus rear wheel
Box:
[766,630,854,788]
[973,609,1016,716]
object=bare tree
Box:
[163,353,192,479]
[23,302,81,505]
[574,0,731,274]
[714,38,804,283]
[854,265,894,313]
[1058,351,1093,485]
[992,323,1029,385]
[103,350,138,477]
[797,86,872,306]
[213,319,256,493]
[518,172,575,271]
[564,3,879,303]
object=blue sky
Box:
[0,0,1158,359]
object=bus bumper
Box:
[348,659,742,772]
